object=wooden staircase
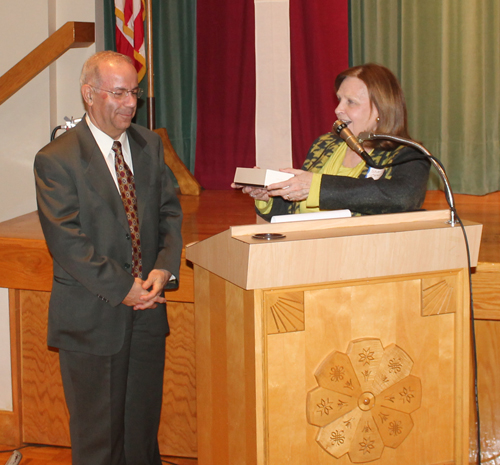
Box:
[0,22,94,106]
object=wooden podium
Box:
[186,210,482,465]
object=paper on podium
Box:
[234,167,294,187]
[270,209,351,223]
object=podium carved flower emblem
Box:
[306,338,421,463]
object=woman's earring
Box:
[376,117,380,122]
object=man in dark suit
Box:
[34,51,183,465]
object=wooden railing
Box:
[0,22,94,106]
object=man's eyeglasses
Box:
[91,86,143,100]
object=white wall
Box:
[0,0,98,410]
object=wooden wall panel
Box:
[471,262,500,320]
[471,320,500,464]
[0,290,22,446]
[20,291,69,446]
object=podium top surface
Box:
[230,209,464,243]
[186,210,482,290]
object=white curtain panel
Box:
[254,0,293,170]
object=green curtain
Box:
[103,0,197,174]
[350,0,500,194]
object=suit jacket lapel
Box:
[77,120,130,234]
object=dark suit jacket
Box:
[34,119,183,356]
[257,134,430,221]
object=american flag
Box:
[115,0,146,82]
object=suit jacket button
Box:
[125,233,131,240]
[124,263,131,269]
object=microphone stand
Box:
[359,132,458,227]
[361,132,483,465]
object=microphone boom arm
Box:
[359,132,457,226]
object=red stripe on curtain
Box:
[290,0,349,168]
[195,1,256,190]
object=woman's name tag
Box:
[365,167,385,180]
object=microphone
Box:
[332,120,378,168]
[334,124,457,226]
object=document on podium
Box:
[270,209,351,223]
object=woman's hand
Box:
[267,169,313,202]
[231,183,271,202]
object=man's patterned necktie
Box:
[112,141,142,278]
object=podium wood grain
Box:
[159,302,197,457]
[268,278,457,464]
[193,267,470,464]
[194,268,259,465]
[187,210,477,464]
